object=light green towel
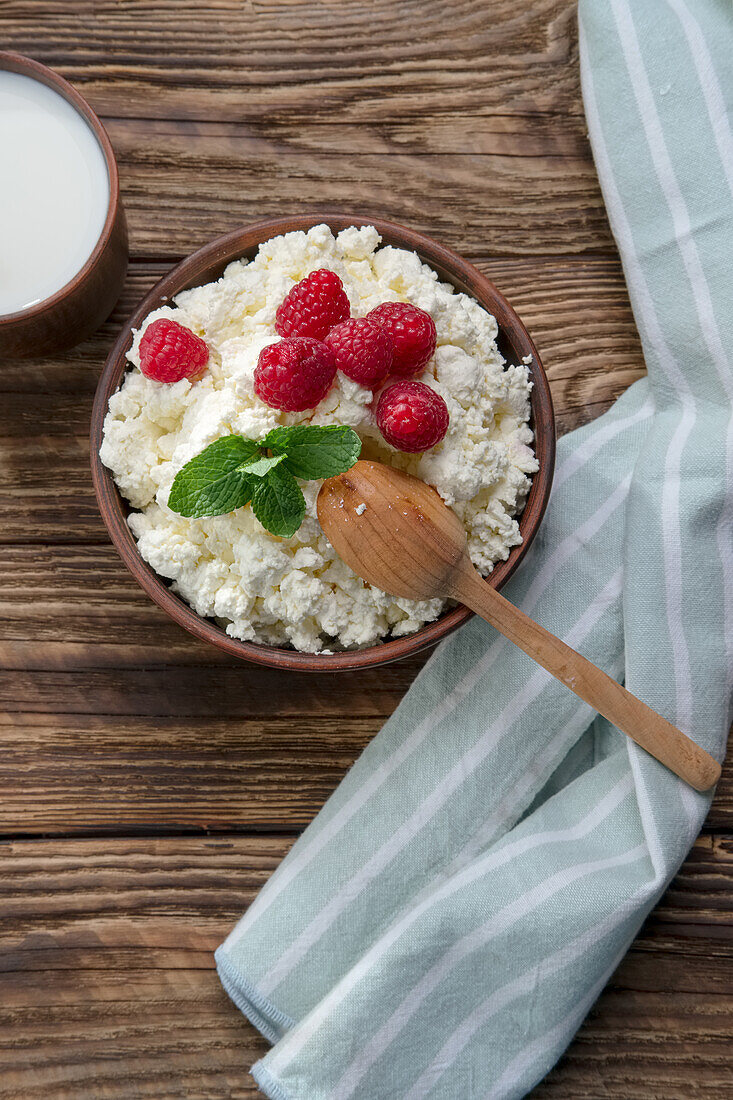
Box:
[216,2,733,1095]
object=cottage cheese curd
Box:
[100,225,538,652]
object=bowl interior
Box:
[91,214,555,671]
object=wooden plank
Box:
[0,713,382,834]
[1,834,731,1098]
[0,706,729,835]
[3,0,583,125]
[103,117,613,259]
[0,661,416,714]
[97,113,590,158]
[0,699,395,837]
[0,255,644,543]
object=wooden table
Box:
[2,2,732,1097]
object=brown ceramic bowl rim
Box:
[0,51,120,325]
[91,214,555,670]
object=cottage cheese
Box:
[100,225,538,652]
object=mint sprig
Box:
[167,424,361,538]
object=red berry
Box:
[138,318,209,383]
[324,317,393,389]
[367,302,437,378]
[376,380,449,453]
[254,337,337,412]
[275,269,350,340]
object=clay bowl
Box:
[0,52,128,358]
[91,214,555,671]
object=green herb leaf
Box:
[167,424,360,535]
[251,465,306,538]
[168,435,258,518]
[239,452,287,478]
[263,424,362,480]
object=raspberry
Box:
[367,302,437,378]
[138,318,209,383]
[275,269,350,340]
[254,337,337,411]
[324,317,394,389]
[376,380,449,453]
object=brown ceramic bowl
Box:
[91,215,555,671]
[0,52,128,358]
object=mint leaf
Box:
[263,424,362,480]
[239,452,287,478]
[166,424,360,534]
[168,435,258,518]
[251,465,306,538]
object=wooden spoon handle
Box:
[453,563,720,792]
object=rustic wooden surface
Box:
[1,1,731,1097]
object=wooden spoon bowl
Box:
[91,214,555,671]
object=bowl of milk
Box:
[0,52,128,358]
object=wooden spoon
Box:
[317,460,720,792]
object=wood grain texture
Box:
[1,835,731,1099]
[0,712,374,834]
[1,0,729,1095]
[106,118,610,259]
[3,0,583,123]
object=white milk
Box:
[0,69,110,316]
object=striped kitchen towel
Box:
[215,1,733,1096]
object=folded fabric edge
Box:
[215,946,296,1045]
[252,1061,296,1100]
